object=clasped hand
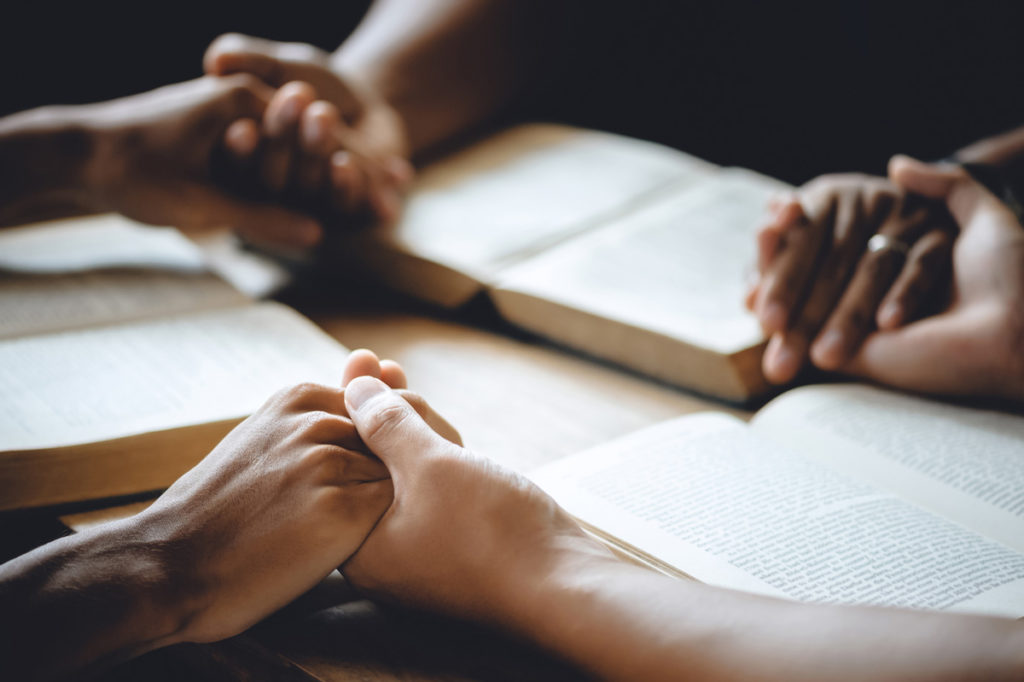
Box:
[747,157,1024,403]
[123,349,581,650]
[77,37,414,249]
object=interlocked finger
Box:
[294,100,343,201]
[754,207,831,335]
[261,81,316,194]
[876,228,954,330]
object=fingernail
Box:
[302,116,324,148]
[772,344,798,377]
[812,330,844,368]
[879,302,902,329]
[764,336,797,383]
[345,376,387,410]
[280,96,302,126]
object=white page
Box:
[752,384,1024,553]
[533,413,1024,617]
[495,169,786,353]
[0,269,248,339]
[0,214,206,273]
[0,302,350,451]
[0,213,290,299]
[377,124,717,279]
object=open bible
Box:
[0,215,351,510]
[337,124,791,402]
[533,384,1024,617]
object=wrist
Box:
[70,102,143,215]
[491,530,624,636]
[0,516,195,678]
[71,517,196,653]
[329,56,412,160]
[0,105,103,225]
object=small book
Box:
[533,383,1024,617]
[0,215,351,510]
[337,124,791,402]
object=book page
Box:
[533,413,1024,617]
[365,124,717,281]
[751,384,1024,554]
[0,269,248,339]
[0,212,291,299]
[0,302,350,451]
[0,213,206,273]
[493,169,786,354]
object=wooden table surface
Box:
[36,293,753,681]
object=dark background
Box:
[3,1,1023,185]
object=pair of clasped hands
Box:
[747,160,1024,403]
[85,34,412,248]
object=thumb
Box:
[204,33,288,84]
[889,154,1009,231]
[887,155,965,199]
[843,309,994,398]
[345,376,458,471]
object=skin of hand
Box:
[747,173,956,384]
[205,33,413,225]
[0,349,461,681]
[341,348,463,446]
[339,375,610,623]
[0,373,392,680]
[338,375,1024,682]
[80,75,331,247]
[845,156,1024,403]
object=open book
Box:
[534,384,1024,617]
[0,216,350,510]
[337,124,790,402]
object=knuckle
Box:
[281,382,326,408]
[360,402,413,444]
[299,444,341,475]
[299,410,336,434]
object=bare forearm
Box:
[509,550,1024,682]
[0,106,107,228]
[333,0,560,156]
[0,519,186,680]
[953,124,1024,166]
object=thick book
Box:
[533,383,1024,617]
[337,124,791,402]
[0,216,351,510]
